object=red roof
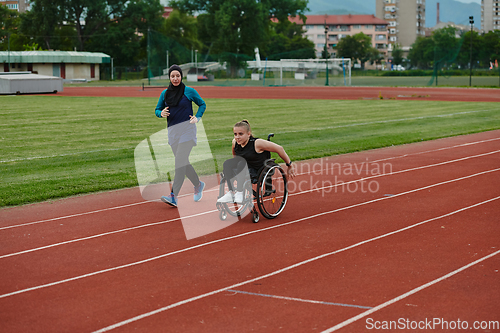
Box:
[290,14,388,26]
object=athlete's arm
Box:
[255,139,295,178]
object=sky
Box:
[454,0,480,3]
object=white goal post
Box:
[278,58,351,86]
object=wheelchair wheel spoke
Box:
[257,164,288,219]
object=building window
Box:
[353,25,361,29]
[376,34,386,40]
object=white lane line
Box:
[290,150,500,197]
[2,148,499,259]
[226,290,373,309]
[2,140,498,232]
[2,146,499,260]
[91,196,500,333]
[0,210,216,259]
[321,249,500,332]
[0,201,151,231]
[1,170,498,300]
[360,136,500,164]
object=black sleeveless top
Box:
[234,137,271,171]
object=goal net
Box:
[272,58,351,86]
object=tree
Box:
[0,5,23,51]
[263,20,315,60]
[391,43,403,66]
[480,30,500,65]
[163,10,202,54]
[20,0,63,50]
[335,32,375,69]
[170,0,308,76]
[408,36,435,69]
[85,0,164,67]
[21,0,163,52]
[455,30,482,69]
[432,26,461,70]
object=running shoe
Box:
[193,181,205,202]
[234,191,244,203]
[217,191,234,203]
[161,192,177,207]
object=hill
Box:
[306,0,482,29]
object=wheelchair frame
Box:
[216,134,289,223]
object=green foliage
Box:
[408,26,500,70]
[0,6,23,51]
[391,43,403,66]
[170,0,309,75]
[19,0,63,50]
[1,96,499,206]
[14,0,164,65]
[335,32,378,69]
[22,42,43,51]
[263,20,315,60]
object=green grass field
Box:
[1,95,500,207]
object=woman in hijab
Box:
[154,64,207,207]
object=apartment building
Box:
[0,0,31,12]
[375,0,426,52]
[482,0,500,32]
[290,15,389,59]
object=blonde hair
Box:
[234,119,251,133]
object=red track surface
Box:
[57,85,500,102]
[1,128,499,332]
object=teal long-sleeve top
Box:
[154,86,206,123]
[154,86,206,146]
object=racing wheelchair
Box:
[215,134,289,223]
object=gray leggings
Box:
[171,140,200,196]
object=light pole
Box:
[469,16,474,87]
[324,22,329,86]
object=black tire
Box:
[256,163,288,219]
[252,209,260,223]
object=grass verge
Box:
[1,95,499,207]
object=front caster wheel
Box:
[252,210,260,223]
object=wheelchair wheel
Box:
[252,207,260,223]
[256,163,288,219]
[220,179,253,218]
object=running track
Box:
[57,85,500,102]
[1,128,499,332]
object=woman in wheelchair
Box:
[217,119,295,203]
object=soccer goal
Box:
[275,58,351,86]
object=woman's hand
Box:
[287,164,296,179]
[189,115,199,124]
[161,107,170,118]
